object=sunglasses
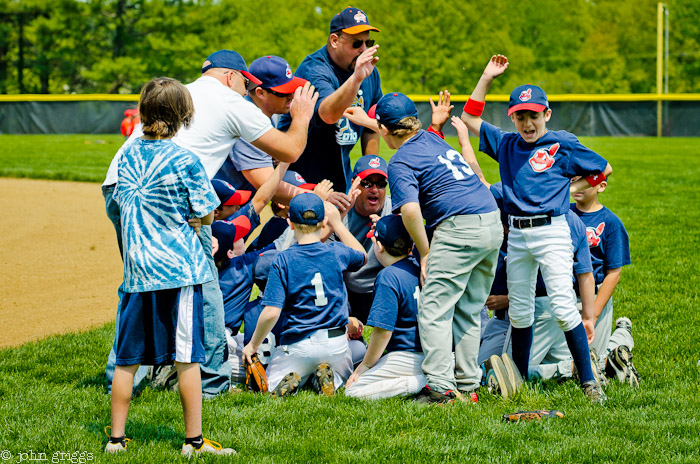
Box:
[265,88,293,98]
[232,70,256,91]
[349,39,375,49]
[360,178,387,189]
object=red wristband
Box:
[464,98,485,117]
[585,173,606,186]
[427,126,445,139]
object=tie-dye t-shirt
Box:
[114,138,220,292]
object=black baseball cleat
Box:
[606,345,640,387]
[413,386,454,405]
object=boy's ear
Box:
[543,108,553,122]
[286,217,294,229]
[597,180,608,193]
[213,208,222,219]
[374,240,385,254]
[322,217,329,228]
[227,249,235,259]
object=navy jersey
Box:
[535,210,593,294]
[278,46,382,193]
[218,250,259,331]
[367,257,422,353]
[251,216,288,251]
[243,297,284,347]
[570,204,631,285]
[262,241,365,345]
[389,130,497,229]
[479,122,608,217]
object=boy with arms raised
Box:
[242,193,367,396]
[108,77,233,455]
[461,55,612,403]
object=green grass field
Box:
[1,135,700,463]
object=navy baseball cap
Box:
[201,50,262,86]
[249,56,308,94]
[330,7,380,34]
[283,170,316,190]
[212,179,252,206]
[370,214,412,248]
[508,84,549,116]
[353,154,388,180]
[375,93,418,128]
[253,249,280,286]
[211,216,252,261]
[288,192,325,225]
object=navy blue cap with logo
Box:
[508,84,549,116]
[201,50,262,86]
[371,214,412,249]
[374,92,418,129]
[352,154,388,180]
[248,55,308,94]
[330,7,380,34]
[288,192,325,225]
[211,217,252,261]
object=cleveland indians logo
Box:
[354,11,367,23]
[285,66,292,79]
[519,88,532,101]
[529,143,560,172]
[368,157,381,168]
[586,223,605,247]
[295,172,306,183]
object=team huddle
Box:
[100,7,638,456]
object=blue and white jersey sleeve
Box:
[564,136,608,178]
[479,122,509,162]
[388,161,420,213]
[261,256,288,310]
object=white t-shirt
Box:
[103,75,273,185]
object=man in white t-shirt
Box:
[103,50,318,397]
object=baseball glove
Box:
[245,353,268,393]
[502,410,565,422]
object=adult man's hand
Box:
[352,45,379,81]
[328,191,353,214]
[290,81,319,122]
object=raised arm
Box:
[251,82,318,163]
[318,45,379,124]
[461,54,509,138]
[250,162,290,214]
[242,166,305,205]
[429,90,454,134]
[451,116,489,187]
[324,200,368,264]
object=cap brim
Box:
[342,25,380,34]
[367,104,377,119]
[365,229,375,239]
[355,169,388,180]
[230,215,252,242]
[298,183,317,191]
[223,189,252,206]
[239,70,263,86]
[508,103,547,116]
[269,76,308,94]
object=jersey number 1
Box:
[438,149,475,180]
[311,273,328,306]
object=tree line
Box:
[1,0,699,96]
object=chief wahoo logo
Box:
[529,143,560,172]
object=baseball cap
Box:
[124,108,138,117]
[330,7,380,34]
[201,50,262,86]
[508,85,549,116]
[249,56,308,94]
[253,249,280,287]
[353,154,388,180]
[283,170,316,191]
[375,93,418,128]
[288,192,325,225]
[369,214,412,249]
[212,179,252,206]
[211,216,252,261]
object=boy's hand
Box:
[290,81,319,122]
[582,318,595,344]
[346,317,364,340]
[485,295,509,311]
[312,179,334,202]
[420,252,429,286]
[327,191,352,214]
[346,363,370,388]
[451,115,471,148]
[483,54,509,79]
[343,106,374,129]
[324,200,342,228]
[429,90,453,133]
[188,217,202,234]
[241,342,258,367]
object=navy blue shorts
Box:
[115,285,205,366]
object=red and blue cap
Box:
[330,7,380,34]
[375,93,418,128]
[201,50,262,87]
[288,192,324,225]
[352,154,388,180]
[249,56,308,94]
[211,216,252,261]
[368,214,412,248]
[283,170,316,191]
[212,179,252,206]
[508,85,549,116]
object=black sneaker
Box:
[271,372,301,398]
[605,345,640,387]
[413,386,454,404]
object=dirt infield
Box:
[0,177,122,348]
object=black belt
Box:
[328,327,345,338]
[510,216,552,229]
